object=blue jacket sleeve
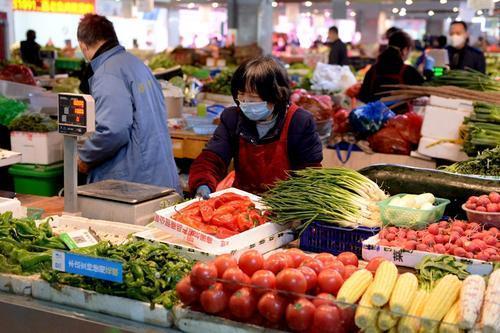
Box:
[78,73,133,165]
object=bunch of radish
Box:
[377,220,500,262]
[464,192,500,213]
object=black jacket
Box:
[326,39,349,66]
[447,45,486,73]
[20,40,43,67]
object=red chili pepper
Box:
[199,204,215,223]
[211,213,238,231]
[249,210,265,226]
[213,204,237,216]
[216,227,239,239]
[236,213,253,232]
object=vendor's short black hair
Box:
[389,30,413,50]
[231,56,291,109]
[77,14,118,46]
[450,21,468,31]
[329,26,339,35]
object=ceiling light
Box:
[452,7,459,12]
[392,8,399,14]
[440,0,447,3]
[212,2,219,8]
[399,11,406,17]
[350,11,356,17]
[272,1,278,8]
[476,9,483,15]
[324,11,330,17]
[304,1,312,7]
[405,0,413,5]
[345,1,350,6]
[187,2,195,9]
[428,10,435,16]
[305,12,311,17]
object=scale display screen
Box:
[58,94,95,136]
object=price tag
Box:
[59,229,99,249]
[52,250,123,283]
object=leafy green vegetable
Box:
[426,69,499,92]
[52,77,80,93]
[441,146,500,177]
[0,96,27,126]
[416,255,470,291]
[8,112,57,132]
[148,53,177,71]
[204,69,234,96]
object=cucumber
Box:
[359,164,500,218]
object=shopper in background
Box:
[378,26,401,54]
[61,39,76,58]
[76,14,180,191]
[189,56,323,196]
[325,26,349,66]
[20,30,43,68]
[358,30,424,113]
[447,21,486,73]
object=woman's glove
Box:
[196,185,211,200]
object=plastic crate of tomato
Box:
[154,188,292,252]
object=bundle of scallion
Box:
[470,102,500,123]
[262,168,387,230]
[426,69,499,92]
[462,121,500,156]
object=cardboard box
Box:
[154,188,292,252]
[10,131,63,165]
[362,235,493,276]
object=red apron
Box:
[233,104,298,194]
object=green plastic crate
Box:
[8,163,63,197]
[55,58,83,71]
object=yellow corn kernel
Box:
[389,272,418,315]
[363,326,383,333]
[370,261,398,307]
[355,284,379,330]
[398,290,429,333]
[377,305,399,331]
[421,275,462,331]
[337,269,373,305]
[439,300,461,333]
[458,275,485,330]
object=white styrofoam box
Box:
[421,105,471,140]
[31,280,172,327]
[0,197,23,217]
[417,137,468,162]
[134,227,294,261]
[362,235,493,276]
[10,131,63,164]
[429,95,473,113]
[154,188,293,252]
[0,273,37,295]
[0,149,22,168]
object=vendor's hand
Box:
[196,185,211,200]
[78,158,91,174]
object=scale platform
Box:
[77,180,181,225]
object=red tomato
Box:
[190,262,218,289]
[263,254,289,274]
[286,298,316,331]
[365,257,387,274]
[300,258,324,275]
[314,252,336,266]
[238,250,264,277]
[323,260,345,277]
[222,267,251,292]
[276,268,308,295]
[175,276,200,305]
[228,287,256,320]
[257,292,287,323]
[297,266,318,291]
[213,254,238,278]
[250,270,276,295]
[317,269,344,295]
[311,304,342,333]
[280,253,296,268]
[339,305,356,332]
[337,252,359,267]
[200,283,228,314]
[312,292,336,308]
[286,248,307,268]
[343,265,358,280]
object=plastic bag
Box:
[291,89,333,121]
[368,112,423,155]
[332,108,350,134]
[310,63,356,92]
[348,101,395,137]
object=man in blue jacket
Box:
[76,14,180,191]
[447,21,486,73]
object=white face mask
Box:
[450,34,466,48]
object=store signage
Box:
[13,0,95,15]
[52,250,123,283]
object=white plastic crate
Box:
[421,105,471,140]
[428,95,473,113]
[0,197,23,217]
[417,136,468,162]
[10,131,63,165]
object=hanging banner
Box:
[13,0,95,15]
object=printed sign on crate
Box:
[52,250,123,283]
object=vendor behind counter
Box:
[358,30,424,113]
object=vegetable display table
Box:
[16,194,64,218]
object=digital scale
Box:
[58,93,181,225]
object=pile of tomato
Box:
[172,193,268,239]
[176,249,383,332]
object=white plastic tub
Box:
[10,131,63,165]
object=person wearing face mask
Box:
[358,30,424,113]
[189,56,323,196]
[76,14,180,191]
[447,21,486,73]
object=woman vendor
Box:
[358,30,424,113]
[189,56,323,197]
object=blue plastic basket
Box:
[299,221,380,257]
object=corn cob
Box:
[480,269,500,333]
[363,326,383,333]
[398,290,429,333]
[439,300,461,333]
[389,272,418,315]
[377,305,399,331]
[355,283,379,329]
[337,269,373,305]
[387,326,398,333]
[458,275,485,330]
[370,261,398,307]
[421,275,461,331]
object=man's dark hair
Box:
[385,26,401,39]
[388,30,413,50]
[437,35,447,48]
[77,14,118,46]
[450,21,468,31]
[26,30,36,41]
[329,26,339,35]
[231,56,291,111]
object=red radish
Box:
[378,239,390,246]
[491,255,500,261]
[467,222,480,230]
[416,244,428,252]
[486,203,498,212]
[397,229,407,239]
[451,226,464,235]
[422,235,435,246]
[468,196,479,204]
[484,236,497,246]
[466,203,477,210]
[379,229,388,239]
[438,221,449,229]
[465,252,473,259]
[434,244,446,254]
[386,233,396,241]
[403,240,417,250]
[417,231,426,238]
[488,227,498,236]
[449,232,460,243]
[388,227,398,234]
[442,234,450,243]
[451,220,466,229]
[489,192,500,204]
[464,229,475,237]
[453,247,467,257]
[476,206,487,212]
[474,253,489,261]
[471,232,487,240]
[477,195,490,207]
[428,223,440,235]
[434,234,445,244]
[406,230,417,240]
[471,239,487,251]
